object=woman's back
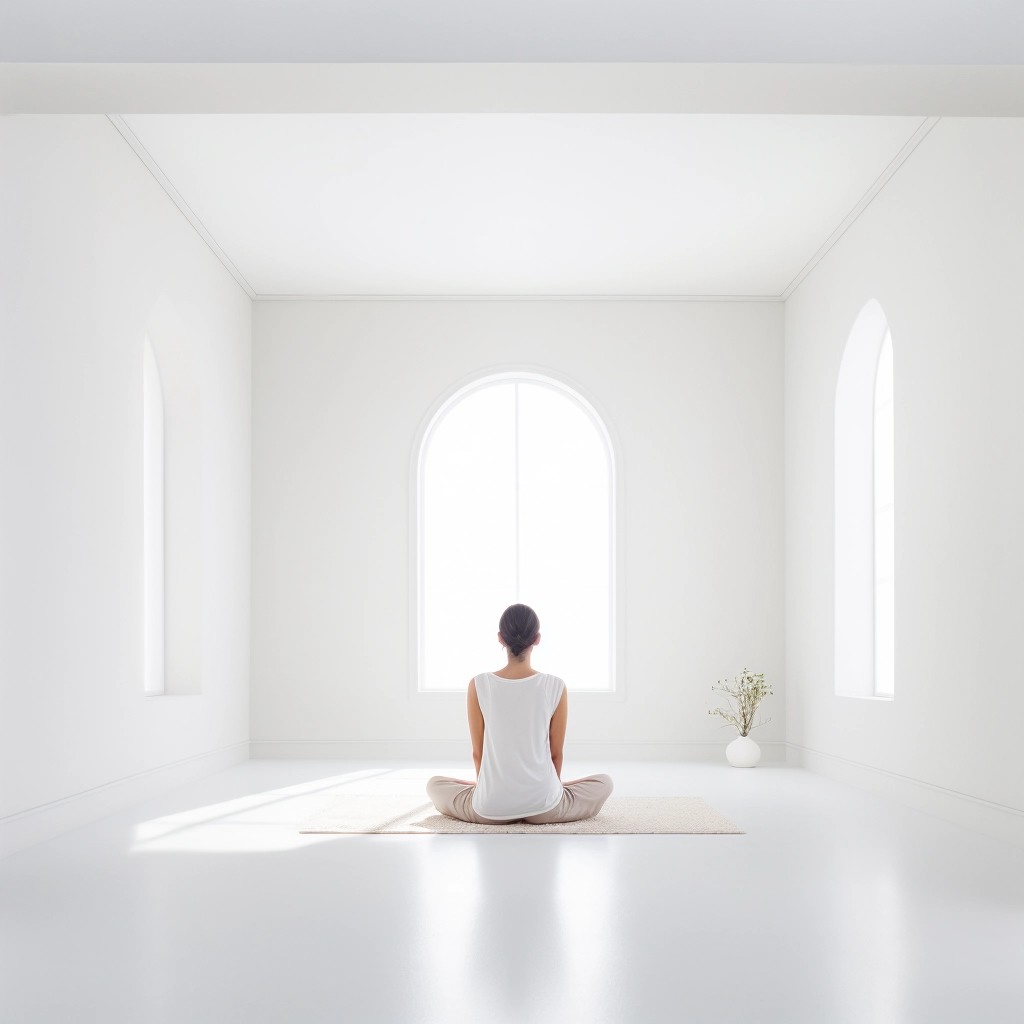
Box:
[471,671,565,820]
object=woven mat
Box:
[298,794,744,835]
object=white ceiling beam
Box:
[4,63,1024,115]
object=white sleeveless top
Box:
[471,671,566,820]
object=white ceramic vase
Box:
[726,733,761,768]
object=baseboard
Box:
[250,739,789,762]
[787,742,1024,849]
[0,741,249,861]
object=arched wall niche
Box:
[144,294,203,696]
[834,297,894,700]
[143,334,165,696]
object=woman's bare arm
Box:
[467,678,485,778]
[549,686,568,780]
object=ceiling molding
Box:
[101,103,941,304]
[107,114,257,299]
[781,115,941,301]
[6,63,1024,115]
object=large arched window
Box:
[835,300,895,699]
[416,371,615,692]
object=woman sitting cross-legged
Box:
[427,603,613,825]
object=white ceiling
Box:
[18,0,998,298]
[3,0,1024,62]
[123,113,928,297]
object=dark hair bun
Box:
[499,603,540,658]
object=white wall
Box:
[785,118,1024,815]
[0,116,251,828]
[252,299,784,760]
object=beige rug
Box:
[298,794,744,835]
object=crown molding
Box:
[107,114,257,298]
[94,94,942,303]
[782,115,941,300]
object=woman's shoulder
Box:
[478,670,563,684]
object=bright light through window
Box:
[874,331,894,697]
[419,375,613,691]
[835,299,895,700]
[143,336,165,696]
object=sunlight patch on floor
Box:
[130,767,456,853]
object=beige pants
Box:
[426,773,614,825]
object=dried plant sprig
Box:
[709,668,773,737]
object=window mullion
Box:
[514,381,520,600]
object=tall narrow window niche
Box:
[873,331,895,697]
[143,335,165,696]
[416,372,616,694]
[834,299,895,700]
[143,306,204,697]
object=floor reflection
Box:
[411,832,620,1023]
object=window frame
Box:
[834,299,895,702]
[872,330,895,698]
[143,333,166,697]
[409,365,625,701]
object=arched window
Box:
[835,300,895,699]
[416,372,615,692]
[873,331,894,696]
[143,335,165,696]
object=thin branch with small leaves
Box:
[709,668,773,737]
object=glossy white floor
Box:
[2,760,1022,1024]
